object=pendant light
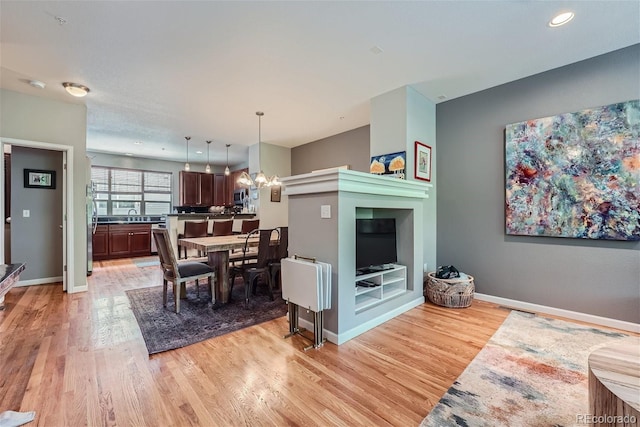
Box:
[224,144,231,176]
[184,136,191,171]
[205,140,212,173]
[253,111,268,188]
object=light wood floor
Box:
[1,258,514,426]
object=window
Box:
[91,166,172,216]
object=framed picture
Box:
[505,100,639,241]
[414,141,432,182]
[24,169,56,189]
[370,150,406,179]
[270,185,281,202]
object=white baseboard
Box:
[297,297,425,345]
[474,293,640,334]
[16,276,63,287]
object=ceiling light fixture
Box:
[548,11,574,27]
[224,144,231,176]
[205,140,212,174]
[253,112,269,188]
[184,136,191,171]
[29,80,46,89]
[62,82,90,97]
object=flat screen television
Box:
[355,218,397,273]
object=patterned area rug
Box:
[421,311,639,427]
[126,281,287,354]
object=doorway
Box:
[0,137,75,293]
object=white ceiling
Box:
[1,1,638,166]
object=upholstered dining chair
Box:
[212,220,234,236]
[152,228,215,314]
[177,221,209,259]
[240,219,260,234]
[269,226,288,291]
[228,228,277,307]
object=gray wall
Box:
[436,44,640,323]
[291,125,370,175]
[1,89,87,291]
[11,147,64,281]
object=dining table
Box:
[178,234,260,305]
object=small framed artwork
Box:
[370,151,406,179]
[24,169,56,189]
[270,185,281,202]
[415,141,432,182]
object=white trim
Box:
[474,293,640,333]
[17,276,64,287]
[0,137,77,294]
[281,169,432,199]
[297,297,425,345]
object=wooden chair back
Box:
[153,228,180,280]
[241,219,260,234]
[183,221,209,238]
[212,220,234,236]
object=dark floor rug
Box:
[126,281,287,354]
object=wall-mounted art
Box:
[414,141,432,182]
[24,169,56,189]
[505,100,640,241]
[370,151,406,179]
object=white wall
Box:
[257,142,291,229]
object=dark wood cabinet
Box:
[225,168,249,206]
[179,171,200,205]
[213,174,226,205]
[93,224,151,260]
[179,171,234,206]
[200,173,214,206]
[92,225,109,260]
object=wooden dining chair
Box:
[152,228,215,313]
[269,226,288,290]
[212,220,234,236]
[177,221,209,259]
[229,228,277,307]
[240,219,260,234]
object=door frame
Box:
[0,137,75,293]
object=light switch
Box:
[23,209,30,218]
[320,205,331,219]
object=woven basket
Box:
[425,272,475,308]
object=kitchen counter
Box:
[97,215,165,225]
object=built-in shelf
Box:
[355,265,406,313]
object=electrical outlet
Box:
[320,205,331,219]
[423,263,428,273]
[23,209,30,218]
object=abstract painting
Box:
[505,100,640,241]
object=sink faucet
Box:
[127,208,138,215]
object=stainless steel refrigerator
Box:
[86,180,97,275]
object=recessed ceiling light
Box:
[437,95,447,101]
[29,80,46,89]
[125,153,133,156]
[133,141,142,145]
[196,150,203,154]
[548,11,574,27]
[62,82,90,97]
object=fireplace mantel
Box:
[283,169,431,344]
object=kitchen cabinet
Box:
[92,225,109,260]
[93,224,151,260]
[179,171,200,205]
[214,174,226,205]
[179,171,230,206]
[200,173,214,206]
[226,168,249,205]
